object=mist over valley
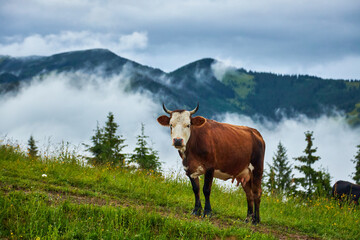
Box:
[1,49,359,185]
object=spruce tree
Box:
[314,168,332,196]
[101,112,127,166]
[294,131,320,196]
[27,135,38,158]
[352,145,360,184]
[267,141,294,194]
[87,123,104,165]
[130,123,161,172]
[265,166,276,194]
[85,112,127,166]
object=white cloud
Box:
[220,113,360,185]
[0,70,179,170]
[118,32,148,51]
[1,67,359,185]
[211,60,236,81]
[0,31,148,57]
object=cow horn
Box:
[189,103,199,115]
[162,103,172,114]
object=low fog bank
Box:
[0,71,180,170]
[219,113,360,184]
[1,71,359,186]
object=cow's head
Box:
[157,103,206,151]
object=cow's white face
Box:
[157,108,206,152]
[169,111,191,150]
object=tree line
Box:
[27,112,162,173]
[265,131,360,197]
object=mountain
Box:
[1,49,360,125]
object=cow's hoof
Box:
[191,208,202,216]
[251,217,260,225]
[244,214,253,223]
[202,209,212,218]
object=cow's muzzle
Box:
[173,138,184,148]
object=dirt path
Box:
[1,182,320,240]
[40,189,321,239]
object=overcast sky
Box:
[1,0,360,79]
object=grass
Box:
[348,102,360,126]
[221,70,255,111]
[1,143,359,239]
[222,70,255,99]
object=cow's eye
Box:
[187,124,190,128]
[170,124,173,129]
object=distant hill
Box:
[1,49,360,125]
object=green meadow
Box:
[0,144,359,239]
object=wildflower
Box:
[42,174,47,178]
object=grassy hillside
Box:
[1,143,360,239]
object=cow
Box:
[157,103,265,224]
[332,180,360,205]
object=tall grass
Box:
[1,143,359,239]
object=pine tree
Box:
[85,112,127,166]
[294,131,321,196]
[27,135,38,158]
[265,142,294,194]
[352,145,360,184]
[313,168,332,196]
[101,112,127,166]
[130,123,161,173]
[265,166,276,194]
[87,123,104,163]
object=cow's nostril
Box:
[173,138,183,147]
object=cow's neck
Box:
[178,148,186,160]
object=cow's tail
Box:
[250,129,265,179]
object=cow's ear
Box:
[191,116,206,127]
[157,115,170,126]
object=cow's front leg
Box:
[189,177,202,216]
[203,168,214,217]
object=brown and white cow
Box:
[157,103,265,224]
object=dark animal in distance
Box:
[157,103,265,224]
[332,180,360,205]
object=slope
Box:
[1,144,359,239]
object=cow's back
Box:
[187,119,265,176]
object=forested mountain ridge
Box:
[1,49,359,125]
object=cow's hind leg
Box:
[252,174,262,225]
[203,169,214,217]
[242,179,254,223]
[189,177,202,216]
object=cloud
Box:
[220,113,360,185]
[0,69,179,170]
[1,66,359,186]
[118,32,148,51]
[211,60,237,81]
[0,31,148,57]
[1,0,360,78]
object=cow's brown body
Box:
[183,119,264,180]
[182,119,265,224]
[157,104,265,224]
